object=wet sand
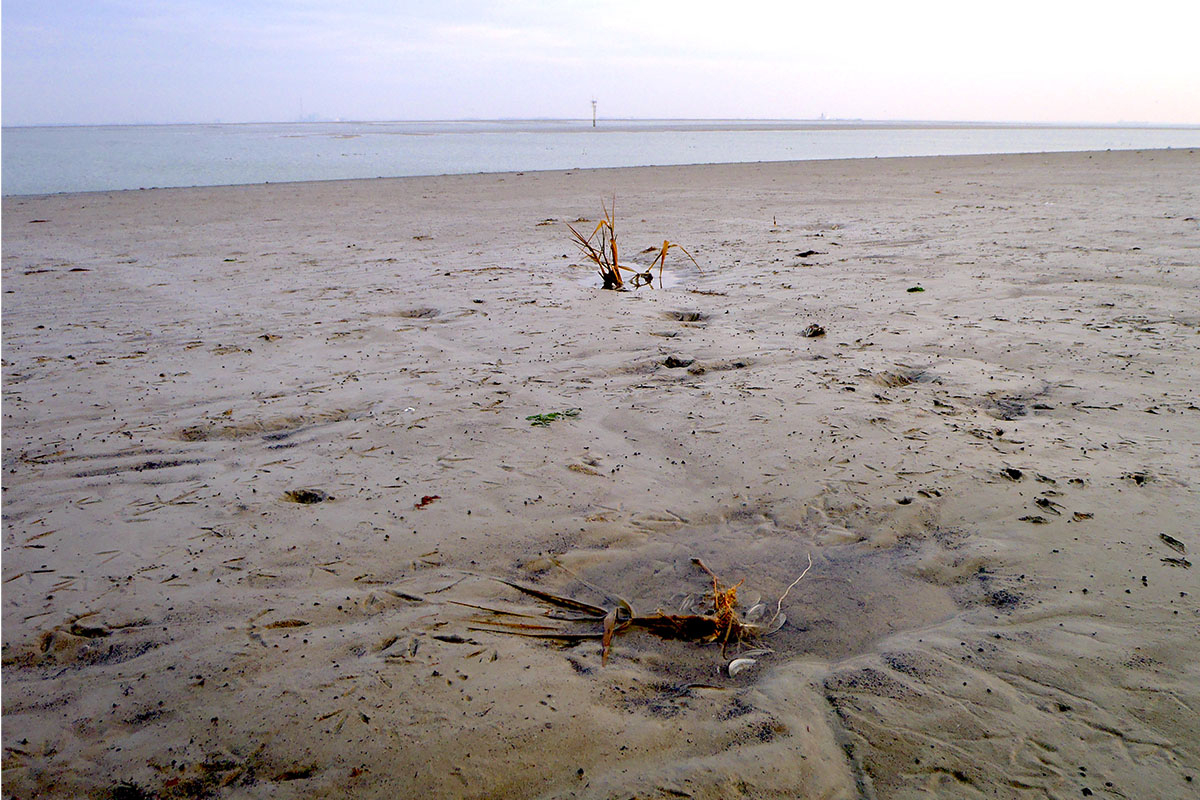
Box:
[3,149,1199,798]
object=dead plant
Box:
[457,554,811,666]
[566,198,699,290]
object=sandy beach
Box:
[3,149,1199,798]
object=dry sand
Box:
[3,149,1199,799]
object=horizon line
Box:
[6,116,1200,130]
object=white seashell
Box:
[678,594,699,615]
[727,657,758,677]
[743,602,767,622]
[764,612,786,635]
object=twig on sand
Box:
[767,552,812,631]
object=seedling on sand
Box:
[458,554,812,666]
[567,199,699,290]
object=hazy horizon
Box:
[4,1,1199,127]
[6,117,1200,131]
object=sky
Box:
[3,0,1198,126]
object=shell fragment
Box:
[727,657,758,677]
[743,602,767,622]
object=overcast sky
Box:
[3,0,1198,126]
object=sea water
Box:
[3,119,1197,196]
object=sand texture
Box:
[3,150,1199,798]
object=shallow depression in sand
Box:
[533,520,960,682]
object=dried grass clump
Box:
[567,198,699,290]
[457,554,812,666]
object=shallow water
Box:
[4,119,1198,195]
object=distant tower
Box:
[591,99,597,128]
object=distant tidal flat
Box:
[3,119,1199,195]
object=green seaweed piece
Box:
[526,408,581,427]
